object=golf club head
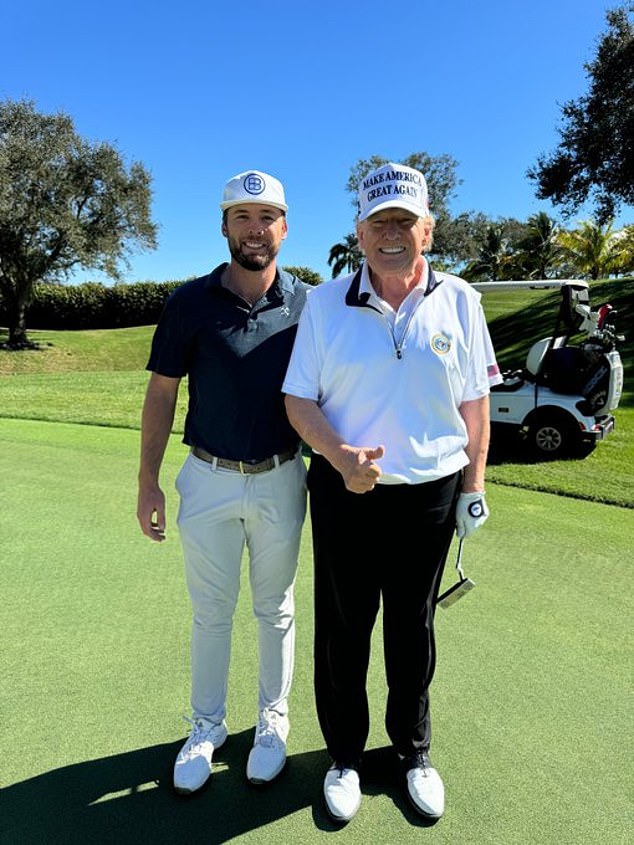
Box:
[437,576,476,609]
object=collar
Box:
[203,262,294,303]
[203,263,228,290]
[345,259,442,308]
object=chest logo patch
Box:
[431,332,451,356]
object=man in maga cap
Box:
[283,162,502,823]
[138,170,309,793]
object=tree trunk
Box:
[3,293,35,349]
[8,309,30,347]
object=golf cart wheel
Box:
[525,410,581,459]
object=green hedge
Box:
[4,281,184,330]
[2,265,323,331]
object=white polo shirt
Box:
[283,262,503,484]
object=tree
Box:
[556,219,632,279]
[282,265,323,286]
[513,212,564,279]
[528,5,634,222]
[327,233,363,278]
[0,99,157,348]
[609,225,634,275]
[461,224,514,281]
[439,210,492,269]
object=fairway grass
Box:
[1,277,632,507]
[1,419,632,845]
[0,326,154,375]
[0,369,631,506]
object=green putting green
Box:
[1,418,631,844]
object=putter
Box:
[437,538,476,609]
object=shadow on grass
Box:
[486,426,544,466]
[487,426,598,467]
[358,746,441,829]
[1,733,431,844]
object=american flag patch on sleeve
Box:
[487,363,500,378]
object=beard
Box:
[228,237,279,271]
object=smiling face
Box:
[356,209,433,277]
[222,203,288,271]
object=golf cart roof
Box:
[471,279,589,293]
[473,279,592,333]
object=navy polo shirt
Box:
[147,263,309,462]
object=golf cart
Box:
[473,280,624,459]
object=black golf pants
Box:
[308,454,460,766]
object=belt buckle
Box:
[238,461,246,475]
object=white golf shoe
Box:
[323,763,361,822]
[403,750,445,819]
[173,716,228,794]
[246,708,289,784]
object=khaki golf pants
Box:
[176,451,307,722]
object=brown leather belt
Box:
[191,446,296,475]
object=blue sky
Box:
[3,0,628,284]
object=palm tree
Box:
[327,233,362,278]
[515,212,564,279]
[605,225,634,277]
[556,219,631,279]
[461,224,512,281]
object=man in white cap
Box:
[138,170,309,794]
[283,162,502,823]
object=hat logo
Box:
[357,163,429,221]
[243,173,266,196]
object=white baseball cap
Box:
[220,170,288,212]
[357,162,429,221]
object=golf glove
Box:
[455,491,489,538]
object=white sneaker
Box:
[323,763,361,822]
[173,716,228,794]
[403,751,445,819]
[246,708,289,784]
